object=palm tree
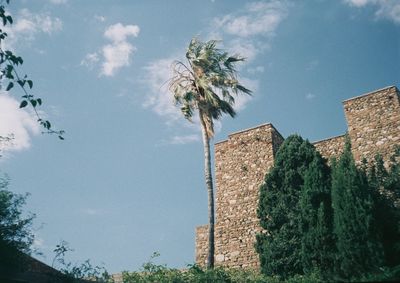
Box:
[169,38,251,268]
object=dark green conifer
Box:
[300,153,334,276]
[256,135,318,277]
[331,139,383,279]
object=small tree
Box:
[331,140,383,279]
[169,38,251,268]
[0,176,34,274]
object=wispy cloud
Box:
[168,134,200,145]
[211,0,288,62]
[4,9,62,49]
[344,0,400,24]
[142,56,182,124]
[0,92,40,153]
[81,23,140,77]
[80,52,99,70]
[213,1,288,38]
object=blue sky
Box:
[0,0,399,274]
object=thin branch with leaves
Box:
[0,0,64,140]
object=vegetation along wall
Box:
[195,85,400,268]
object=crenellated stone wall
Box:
[195,85,400,269]
[213,124,284,268]
[343,86,400,164]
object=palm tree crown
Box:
[170,38,251,138]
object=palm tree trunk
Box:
[199,112,215,269]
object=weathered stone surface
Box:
[195,225,208,267]
[195,85,400,269]
[343,86,400,164]
[313,135,345,161]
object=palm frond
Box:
[172,37,252,137]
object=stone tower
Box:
[195,85,400,269]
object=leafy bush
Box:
[121,252,329,283]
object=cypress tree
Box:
[300,153,334,276]
[331,140,383,279]
[256,135,318,277]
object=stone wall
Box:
[196,124,284,268]
[343,86,400,163]
[195,85,400,269]
[195,225,208,267]
[313,135,345,161]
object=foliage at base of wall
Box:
[121,257,400,283]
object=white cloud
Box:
[4,9,62,49]
[104,23,139,42]
[344,0,400,24]
[101,41,136,76]
[101,23,140,76]
[0,92,40,153]
[82,23,140,76]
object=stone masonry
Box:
[195,85,400,269]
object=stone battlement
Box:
[195,85,400,268]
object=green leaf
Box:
[45,121,51,129]
[6,81,13,91]
[37,98,42,105]
[30,100,37,107]
[19,100,28,108]
[58,135,64,140]
[17,80,25,87]
[27,80,33,89]
[226,56,243,63]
